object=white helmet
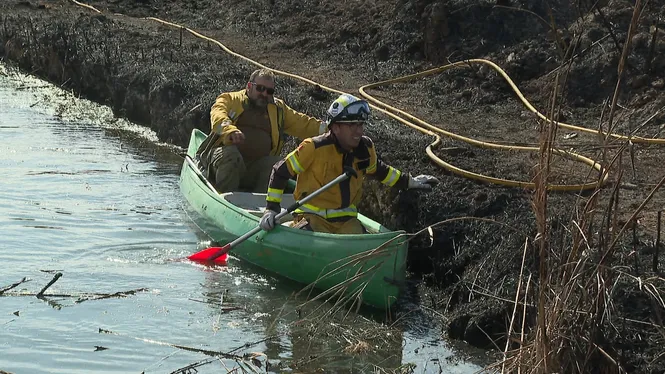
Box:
[326,94,371,127]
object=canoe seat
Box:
[222,192,296,223]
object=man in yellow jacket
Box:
[259,93,439,235]
[198,69,326,192]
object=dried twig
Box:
[74,288,148,303]
[503,238,530,372]
[4,288,148,301]
[36,272,63,297]
[166,336,274,374]
[99,328,243,359]
[0,277,30,295]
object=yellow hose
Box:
[361,59,664,143]
[358,59,613,191]
[150,20,606,191]
[70,0,101,13]
[358,59,660,190]
[359,89,606,191]
[146,18,347,98]
[68,3,665,191]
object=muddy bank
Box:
[2,0,665,372]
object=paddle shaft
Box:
[208,168,357,260]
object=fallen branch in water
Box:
[1,273,147,303]
[3,288,149,300]
[0,277,30,295]
[36,272,62,297]
[98,327,267,374]
[99,327,243,359]
[168,336,276,374]
[187,297,244,313]
[74,288,148,303]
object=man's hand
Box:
[229,130,245,145]
[260,210,278,231]
[407,174,440,190]
[212,119,232,135]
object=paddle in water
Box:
[188,167,358,264]
[189,245,229,265]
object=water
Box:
[0,64,485,373]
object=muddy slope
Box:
[2,0,665,372]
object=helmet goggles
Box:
[328,99,371,124]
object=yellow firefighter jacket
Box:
[265,132,409,221]
[210,89,325,156]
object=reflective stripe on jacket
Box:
[265,132,409,219]
[295,203,358,220]
[209,89,325,156]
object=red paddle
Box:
[188,246,229,264]
[186,162,358,264]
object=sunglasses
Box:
[250,82,275,95]
[332,100,370,123]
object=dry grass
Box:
[485,1,665,373]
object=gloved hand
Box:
[260,209,278,231]
[407,174,440,190]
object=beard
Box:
[249,95,271,108]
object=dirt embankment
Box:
[2,0,665,372]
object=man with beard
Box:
[198,69,326,193]
[259,94,439,234]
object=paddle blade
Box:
[211,252,228,265]
[188,245,230,264]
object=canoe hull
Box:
[179,129,408,310]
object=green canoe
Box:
[179,129,408,310]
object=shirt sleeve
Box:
[210,92,240,145]
[280,101,326,140]
[265,139,316,212]
[364,138,409,190]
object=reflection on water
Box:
[0,64,484,373]
[196,263,406,372]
